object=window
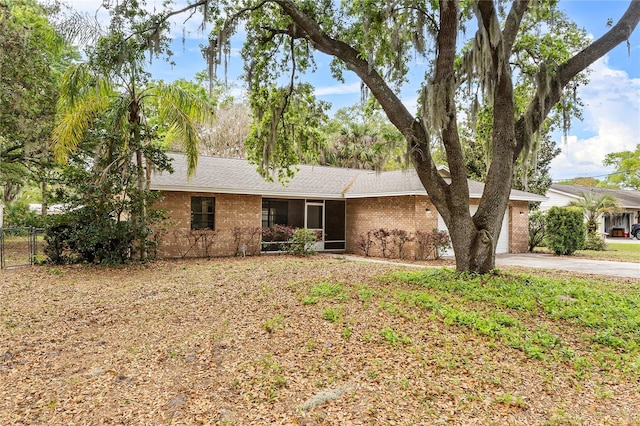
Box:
[191,197,215,230]
[262,200,288,228]
[261,199,305,228]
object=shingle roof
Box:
[151,154,362,199]
[549,184,640,209]
[150,153,547,202]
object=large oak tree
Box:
[129,0,640,273]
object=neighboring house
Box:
[149,153,547,259]
[540,184,640,238]
[28,204,66,215]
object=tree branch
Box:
[431,0,467,207]
[502,0,530,58]
[515,0,640,154]
[272,0,450,203]
[277,1,413,128]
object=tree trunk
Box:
[270,0,640,274]
[129,92,147,262]
[41,180,47,216]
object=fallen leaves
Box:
[0,256,639,425]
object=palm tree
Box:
[568,191,621,234]
[52,60,216,259]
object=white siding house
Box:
[541,184,640,238]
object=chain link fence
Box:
[0,228,44,269]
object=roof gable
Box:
[549,184,640,209]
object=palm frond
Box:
[104,95,133,147]
[150,83,216,175]
[53,67,112,162]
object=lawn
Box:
[1,256,639,425]
[536,242,640,263]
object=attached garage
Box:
[437,205,510,255]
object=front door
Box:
[305,201,324,251]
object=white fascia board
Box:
[345,190,547,202]
[509,194,549,202]
[152,185,547,202]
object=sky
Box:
[70,0,640,182]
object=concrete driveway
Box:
[606,237,640,244]
[495,253,639,279]
[329,252,639,279]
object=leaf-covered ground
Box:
[1,256,639,425]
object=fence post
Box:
[30,227,36,265]
[0,228,4,269]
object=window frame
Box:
[191,196,215,230]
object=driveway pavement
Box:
[327,251,639,279]
[495,253,639,278]
[606,237,640,244]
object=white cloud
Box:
[550,55,640,180]
[314,82,362,97]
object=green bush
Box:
[286,228,319,256]
[3,201,39,228]
[43,208,136,264]
[528,210,546,252]
[583,231,607,251]
[546,207,585,255]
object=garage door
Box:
[437,205,510,256]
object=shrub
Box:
[372,228,392,258]
[546,207,585,255]
[389,229,412,259]
[261,225,295,251]
[43,210,136,264]
[415,229,452,260]
[528,210,547,252]
[286,228,319,256]
[357,230,375,256]
[43,219,77,264]
[583,231,607,251]
[358,228,413,259]
[188,229,219,257]
[3,201,39,228]
[232,226,262,256]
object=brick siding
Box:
[508,200,529,253]
[153,191,261,258]
[154,191,530,259]
[346,195,438,259]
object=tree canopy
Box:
[100,0,640,272]
[603,144,640,190]
[49,1,216,261]
[316,105,406,171]
[0,0,76,205]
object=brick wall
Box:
[346,195,438,259]
[509,200,529,253]
[153,191,261,258]
[153,191,530,258]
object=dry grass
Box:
[1,256,639,425]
